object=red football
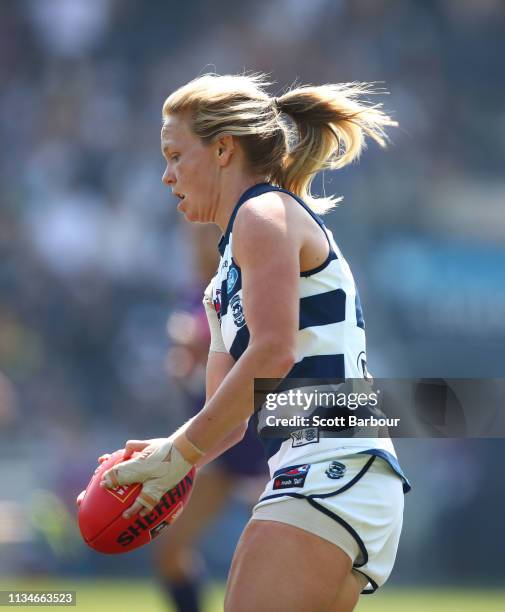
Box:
[77,449,195,554]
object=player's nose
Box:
[162,166,175,185]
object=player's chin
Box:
[183,211,199,223]
[180,203,202,223]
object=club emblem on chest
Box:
[325,461,346,479]
[230,294,245,328]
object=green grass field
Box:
[0,579,504,611]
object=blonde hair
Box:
[162,73,397,214]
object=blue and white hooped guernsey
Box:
[210,183,410,494]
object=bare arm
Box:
[184,193,300,455]
[195,350,248,468]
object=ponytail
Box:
[272,82,397,213]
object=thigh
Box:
[224,519,357,612]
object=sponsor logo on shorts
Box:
[291,427,319,447]
[325,461,346,479]
[273,464,310,489]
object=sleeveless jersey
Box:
[210,183,410,493]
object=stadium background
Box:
[0,1,504,610]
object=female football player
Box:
[102,73,410,612]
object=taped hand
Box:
[100,436,202,519]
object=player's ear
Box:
[215,135,234,166]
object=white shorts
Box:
[251,454,404,594]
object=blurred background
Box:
[0,0,504,610]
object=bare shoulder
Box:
[233,190,303,250]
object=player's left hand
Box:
[100,436,200,519]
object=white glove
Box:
[101,434,203,518]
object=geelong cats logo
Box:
[230,294,245,328]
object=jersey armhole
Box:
[269,186,337,278]
[300,225,337,278]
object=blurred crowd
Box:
[0,0,504,584]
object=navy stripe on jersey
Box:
[251,411,284,460]
[262,437,284,460]
[229,325,250,361]
[355,291,365,330]
[219,279,229,318]
[299,289,346,330]
[288,354,345,379]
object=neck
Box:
[214,174,268,233]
